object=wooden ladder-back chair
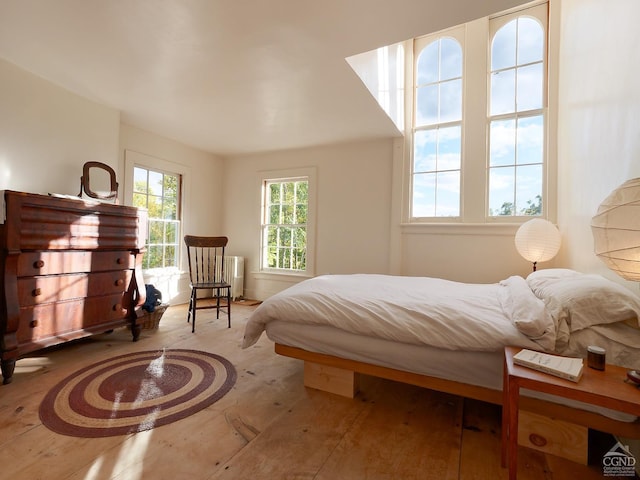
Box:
[184,235,232,333]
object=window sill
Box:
[400,222,521,236]
[252,270,313,282]
[142,267,186,277]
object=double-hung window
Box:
[260,168,316,275]
[408,2,549,223]
[412,28,464,218]
[132,166,181,269]
[488,10,546,216]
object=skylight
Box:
[346,42,405,132]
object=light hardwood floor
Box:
[0,303,612,479]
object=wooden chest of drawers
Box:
[0,190,147,384]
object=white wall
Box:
[0,58,119,196]
[224,139,394,300]
[556,0,640,291]
[400,224,537,283]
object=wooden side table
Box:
[502,346,640,480]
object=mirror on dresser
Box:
[78,161,119,203]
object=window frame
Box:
[124,149,189,274]
[258,167,316,278]
[132,166,182,270]
[487,3,548,220]
[403,1,554,226]
[411,26,466,220]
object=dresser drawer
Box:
[18,251,135,276]
[16,293,129,343]
[17,270,133,306]
[16,201,144,251]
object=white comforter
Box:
[242,274,557,352]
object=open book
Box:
[513,349,584,382]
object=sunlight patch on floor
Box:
[110,430,155,479]
[14,356,53,375]
[83,455,106,480]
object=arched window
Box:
[488,15,546,217]
[405,2,550,224]
[412,31,463,218]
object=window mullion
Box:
[461,17,490,222]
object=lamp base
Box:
[626,370,640,385]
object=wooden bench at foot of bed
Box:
[275,343,640,465]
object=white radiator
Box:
[222,255,244,300]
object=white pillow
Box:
[526,268,582,287]
[526,269,640,331]
[500,275,555,351]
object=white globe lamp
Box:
[515,219,562,272]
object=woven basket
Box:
[140,303,169,330]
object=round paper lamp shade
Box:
[591,177,640,281]
[515,219,562,265]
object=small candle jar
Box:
[587,345,606,371]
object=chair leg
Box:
[191,289,197,333]
[227,288,231,328]
[215,288,221,319]
[187,290,193,324]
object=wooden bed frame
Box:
[275,343,640,464]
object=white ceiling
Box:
[0,0,527,156]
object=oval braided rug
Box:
[39,349,236,437]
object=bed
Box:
[242,268,640,462]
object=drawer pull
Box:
[116,257,124,265]
[33,260,45,269]
[113,303,122,312]
[115,279,124,287]
[30,320,39,328]
[32,288,42,297]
